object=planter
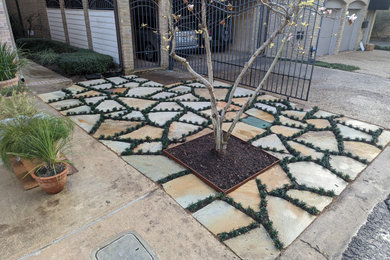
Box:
[364,44,375,51]
[30,163,69,194]
[0,75,19,88]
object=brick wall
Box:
[0,0,15,47]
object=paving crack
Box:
[300,239,329,259]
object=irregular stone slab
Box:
[267,196,316,246]
[222,122,266,141]
[169,128,213,147]
[296,131,339,152]
[108,87,128,94]
[122,111,145,120]
[181,101,211,110]
[79,78,107,86]
[93,120,141,138]
[257,94,280,102]
[272,102,287,109]
[142,80,163,87]
[378,130,390,147]
[252,134,288,153]
[148,111,180,126]
[287,141,323,160]
[91,83,113,90]
[119,82,139,88]
[163,174,217,208]
[245,108,275,123]
[100,140,131,154]
[282,110,307,120]
[271,125,301,138]
[233,87,254,97]
[51,99,82,110]
[241,116,272,129]
[150,91,177,99]
[168,122,202,140]
[288,161,347,194]
[168,93,199,101]
[119,97,157,110]
[313,110,336,118]
[60,105,91,115]
[257,164,291,192]
[134,142,163,153]
[344,141,381,162]
[75,90,103,98]
[306,119,330,129]
[279,115,307,128]
[66,84,86,93]
[286,189,333,211]
[329,155,366,180]
[179,112,208,124]
[213,80,231,87]
[123,74,137,80]
[151,102,182,111]
[336,117,381,132]
[188,82,206,88]
[337,124,372,141]
[231,97,249,106]
[84,96,106,104]
[122,155,186,181]
[267,151,293,160]
[107,76,128,85]
[195,88,228,100]
[95,100,124,112]
[106,110,127,117]
[39,90,67,102]
[254,103,277,114]
[224,227,280,260]
[224,111,247,121]
[126,87,163,97]
[192,200,255,235]
[169,85,192,93]
[69,114,100,132]
[120,125,164,140]
[133,77,149,82]
[216,101,241,111]
[228,180,261,210]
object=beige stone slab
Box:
[195,88,228,100]
[288,161,348,195]
[344,141,381,162]
[306,119,331,129]
[75,90,103,98]
[119,125,164,140]
[168,122,202,140]
[257,94,280,102]
[38,90,66,102]
[282,110,307,120]
[267,196,316,246]
[222,122,265,141]
[148,111,181,126]
[126,87,163,97]
[51,99,82,110]
[287,141,323,160]
[84,96,106,104]
[109,87,128,94]
[119,97,157,110]
[286,189,333,211]
[329,155,366,180]
[193,200,255,235]
[91,83,113,90]
[150,91,177,99]
[122,111,145,120]
[60,105,91,115]
[69,114,101,133]
[254,103,277,114]
[163,174,217,208]
[107,76,127,85]
[232,97,248,106]
[100,140,131,155]
[151,102,183,111]
[378,130,390,147]
[142,80,163,87]
[245,108,275,123]
[252,134,288,153]
[134,142,163,153]
[233,87,254,97]
[168,85,192,93]
[181,101,211,110]
[95,100,124,112]
[267,151,293,160]
[336,117,381,132]
[224,226,280,260]
[119,82,139,88]
[279,115,307,128]
[228,180,261,210]
[296,131,339,152]
[337,124,372,141]
[271,125,301,138]
[217,101,241,111]
[313,110,336,118]
[66,84,86,93]
[93,120,141,138]
[179,111,208,124]
[79,78,107,86]
[257,164,291,192]
[168,93,199,101]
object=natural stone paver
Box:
[344,141,381,162]
[313,110,336,118]
[51,99,82,110]
[133,142,163,153]
[222,122,266,141]
[257,165,291,192]
[282,110,307,120]
[179,112,208,124]
[267,151,293,160]
[122,111,145,120]
[378,130,390,147]
[216,101,241,111]
[169,85,192,93]
[337,124,373,141]
[194,88,228,100]
[193,200,255,235]
[119,82,139,88]
[286,189,333,211]
[79,78,107,86]
[288,161,348,194]
[200,110,246,121]
[90,83,113,90]
[241,116,272,129]
[213,80,231,87]
[123,74,137,80]
[252,134,288,153]
[232,97,248,106]
[257,94,280,102]
[119,97,157,110]
[273,102,287,109]
[95,100,124,112]
[119,125,164,140]
[271,125,301,137]
[93,120,141,138]
[279,115,307,128]
[69,114,100,132]
[336,117,381,132]
[107,76,128,85]
[306,119,331,129]
[228,180,261,210]
[151,102,182,111]
[287,141,323,160]
[168,93,199,101]
[188,82,206,88]
[132,77,148,82]
[181,101,211,110]
[245,108,275,122]
[233,87,254,97]
[84,96,106,104]
[122,155,186,181]
[296,131,339,152]
[267,196,316,246]
[75,90,102,98]
[224,227,280,260]
[163,174,217,208]
[100,140,131,154]
[60,105,91,115]
[126,87,163,97]
[168,122,202,140]
[148,111,180,126]
[329,155,366,180]
[38,90,67,102]
[142,80,163,87]
[254,103,277,114]
[108,87,128,94]
[106,110,127,117]
[150,91,177,99]
[66,84,86,93]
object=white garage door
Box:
[317,8,341,56]
[340,2,364,52]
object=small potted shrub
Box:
[0,42,25,88]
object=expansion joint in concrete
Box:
[299,239,329,260]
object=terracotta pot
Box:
[0,75,19,88]
[30,163,69,194]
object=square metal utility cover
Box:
[92,232,158,260]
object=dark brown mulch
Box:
[164,132,280,193]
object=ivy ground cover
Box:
[39,75,390,259]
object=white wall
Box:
[89,10,119,63]
[46,8,66,42]
[65,9,89,49]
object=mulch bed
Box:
[164,132,279,193]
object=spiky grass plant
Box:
[0,91,37,120]
[0,42,26,81]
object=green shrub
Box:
[0,91,37,120]
[57,51,113,75]
[32,49,59,65]
[16,38,78,53]
[374,45,390,51]
[0,83,26,97]
[0,42,26,81]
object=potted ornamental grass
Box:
[0,42,26,88]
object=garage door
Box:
[317,8,341,56]
[340,2,364,52]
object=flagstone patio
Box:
[38,75,390,259]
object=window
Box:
[64,0,83,9]
[89,0,114,10]
[46,0,60,8]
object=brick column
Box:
[82,0,93,49]
[0,0,16,48]
[334,3,348,54]
[159,0,169,68]
[59,0,70,44]
[353,7,368,49]
[116,0,134,73]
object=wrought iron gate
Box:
[170,0,321,101]
[130,0,161,70]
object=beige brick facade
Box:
[0,0,15,47]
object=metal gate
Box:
[130,0,160,70]
[170,0,322,101]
